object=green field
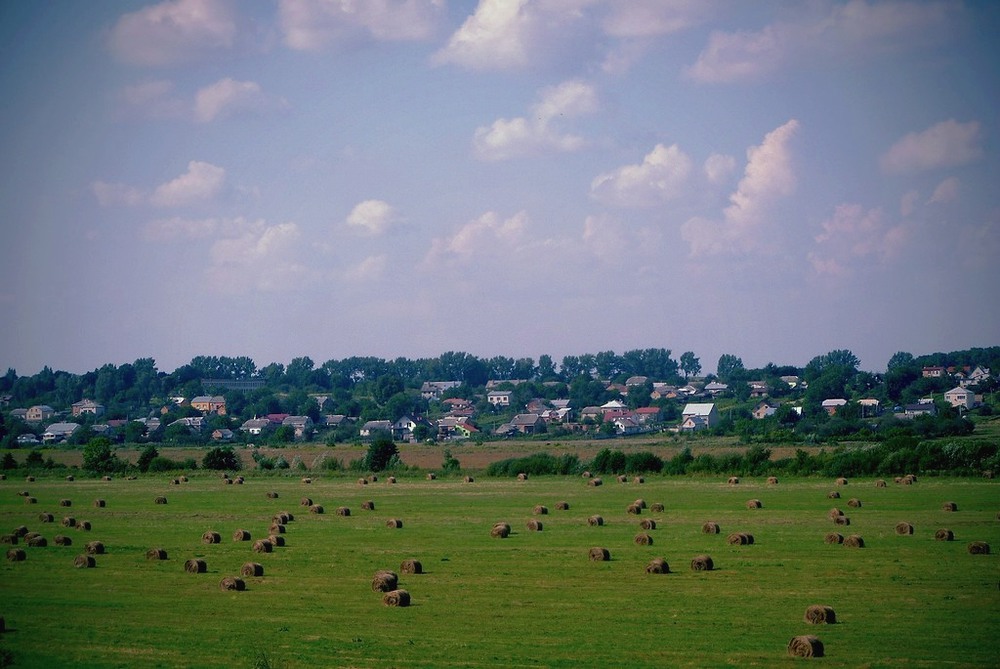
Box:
[1,474,998,668]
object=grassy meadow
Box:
[1,472,998,668]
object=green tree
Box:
[137,444,159,473]
[680,351,701,379]
[716,354,744,382]
[1,452,16,470]
[203,446,241,471]
[441,448,461,473]
[364,432,399,472]
[83,437,123,474]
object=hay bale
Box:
[640,519,657,530]
[93,499,106,508]
[74,554,96,568]
[12,526,28,537]
[746,499,762,509]
[828,508,844,520]
[146,548,168,560]
[17,490,30,497]
[517,472,528,481]
[589,478,603,487]
[617,475,628,484]
[27,535,47,547]
[371,570,399,592]
[650,502,664,513]
[627,503,642,515]
[824,532,844,544]
[241,562,264,577]
[220,576,246,591]
[702,521,720,534]
[589,547,610,561]
[25,476,34,482]
[24,497,37,505]
[491,522,511,538]
[847,498,862,508]
[728,477,739,485]
[76,521,92,531]
[299,497,313,507]
[634,498,648,509]
[533,505,548,515]
[843,534,865,548]
[39,512,54,523]
[268,535,285,547]
[645,558,670,574]
[526,519,543,532]
[633,476,645,484]
[54,535,72,546]
[895,522,914,535]
[171,479,180,485]
[833,515,850,526]
[727,533,752,545]
[232,529,251,542]
[426,473,436,480]
[934,529,954,541]
[835,477,848,486]
[252,540,273,553]
[902,474,915,485]
[767,476,779,485]
[587,515,604,527]
[388,476,397,484]
[361,500,375,511]
[463,476,475,483]
[357,478,368,486]
[179,476,188,483]
[555,501,570,510]
[690,554,714,571]
[942,501,958,512]
[581,471,592,478]
[224,478,233,485]
[273,513,289,524]
[62,517,76,528]
[102,476,112,482]
[875,479,887,488]
[400,559,422,574]
[202,531,221,544]
[804,605,837,625]
[310,504,325,515]
[369,475,378,483]
[787,635,824,658]
[266,491,279,499]
[968,541,991,555]
[154,496,167,505]
[85,541,105,555]
[302,477,312,484]
[23,532,41,542]
[269,523,285,535]
[385,518,403,529]
[280,512,294,522]
[383,589,410,607]
[0,534,17,545]
[634,532,653,546]
[7,548,26,562]
[827,491,840,499]
[335,507,350,517]
[893,476,902,484]
[59,499,72,507]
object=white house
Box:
[487,391,512,407]
[944,386,976,410]
[42,422,80,443]
[681,403,718,429]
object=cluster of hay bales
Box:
[372,570,398,592]
[787,635,824,658]
[626,503,642,515]
[252,539,273,554]
[968,541,990,555]
[26,534,46,547]
[7,548,26,562]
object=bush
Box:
[623,451,664,474]
[591,448,626,474]
[486,452,580,477]
[148,456,186,472]
[364,433,399,472]
[203,446,241,471]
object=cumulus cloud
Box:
[108,0,238,66]
[206,220,311,293]
[424,210,530,266]
[473,79,597,160]
[808,203,906,276]
[91,181,145,207]
[703,153,736,184]
[680,119,799,255]
[433,0,533,70]
[928,177,960,204]
[590,143,692,207]
[194,78,286,122]
[345,199,398,235]
[343,254,388,281]
[150,161,227,207]
[278,0,443,50]
[601,0,711,38]
[880,120,983,174]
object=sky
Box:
[1,0,998,377]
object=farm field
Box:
[1,474,998,668]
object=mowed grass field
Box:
[1,474,998,668]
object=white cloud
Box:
[590,143,692,206]
[928,177,960,204]
[880,120,983,174]
[207,220,310,293]
[194,78,280,122]
[343,254,388,281]
[681,119,799,255]
[91,181,145,207]
[433,0,533,70]
[601,0,710,38]
[703,153,736,184]
[424,210,530,266]
[473,79,597,160]
[345,199,398,235]
[278,0,443,51]
[150,161,227,207]
[108,0,238,67]
[808,203,906,276]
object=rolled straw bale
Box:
[309,505,324,514]
[589,547,611,562]
[335,507,350,517]
[388,476,397,484]
[39,512,54,523]
[464,476,475,483]
[93,499,106,508]
[279,512,294,522]
[234,476,244,485]
[302,478,312,484]
[300,497,312,507]
[834,516,850,526]
[894,476,903,484]
[54,535,72,546]
[491,522,511,538]
[202,531,222,544]
[154,496,167,505]
[843,534,865,548]
[875,479,887,488]
[645,558,670,574]
[824,532,844,544]
[526,519,543,532]
[362,500,375,511]
[59,499,72,507]
[587,515,604,527]
[385,518,403,529]
[847,498,862,508]
[23,532,41,542]
[968,541,991,555]
[942,501,958,512]
[589,478,603,487]
[357,478,368,486]
[902,475,915,485]
[634,476,645,484]
[269,523,285,534]
[171,479,180,485]
[650,503,664,513]
[84,540,105,555]
[369,475,378,483]
[273,513,289,524]
[17,490,30,497]
[835,477,848,486]
[895,522,914,535]
[383,589,410,607]
[268,535,285,547]
[581,471,592,478]
[640,519,657,530]
[241,562,263,577]
[76,521,91,531]
[634,498,648,509]
[266,491,279,499]
[634,532,653,546]
[146,548,168,560]
[371,570,399,592]
[555,501,570,510]
[102,476,112,481]
[74,554,96,568]
[746,499,763,509]
[24,497,37,505]
[804,605,837,624]
[26,535,47,547]
[220,576,245,591]
[233,529,251,542]
[828,508,844,520]
[185,559,208,574]
[66,475,74,481]
[627,503,642,515]
[400,559,423,574]
[787,635,824,658]
[727,532,750,545]
[222,473,229,480]
[0,534,17,545]
[12,526,28,537]
[62,517,76,528]
[702,521,720,534]
[25,476,34,482]
[934,529,954,541]
[690,554,714,571]
[827,491,840,499]
[533,505,548,515]
[728,477,740,485]
[7,548,26,562]
[767,476,779,485]
[426,473,436,480]
[179,476,188,482]
[252,539,273,553]
[517,472,528,481]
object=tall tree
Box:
[716,354,745,382]
[680,351,701,379]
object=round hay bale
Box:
[388,476,397,484]
[828,508,844,520]
[942,501,958,512]
[25,476,35,482]
[645,558,670,574]
[302,477,312,484]
[581,471,592,478]
[154,496,167,505]
[309,504,325,514]
[266,491,279,499]
[273,513,289,524]
[517,472,528,481]
[804,605,837,625]
[222,473,229,480]
[85,541,105,555]
[59,499,72,507]
[526,519,543,532]
[426,473,436,480]
[634,498,648,509]
[589,547,610,562]
[280,512,294,522]
[93,499,106,508]
[746,499,762,509]
[171,478,180,485]
[299,497,313,507]
[269,523,285,535]
[847,498,862,508]
[690,554,714,571]
[633,476,645,484]
[241,562,264,577]
[268,535,285,547]
[824,532,844,544]
[146,548,168,560]
[102,476,112,481]
[7,548,26,562]
[726,532,750,545]
[895,522,914,535]
[463,476,475,483]
[787,635,824,658]
[617,474,628,484]
[74,554,96,568]
[357,478,368,486]
[650,502,664,513]
[27,535,47,547]
[252,540,273,553]
[17,490,30,497]
[702,521,720,534]
[383,589,410,607]
[587,515,604,527]
[179,476,188,483]
[968,541,991,555]
[202,531,221,544]
[902,474,915,485]
[934,529,954,541]
[533,505,548,515]
[371,570,398,592]
[65,475,74,481]
[767,476,779,485]
[835,477,848,486]
[833,515,850,526]
[361,500,375,511]
[76,521,92,531]
[400,559,423,574]
[728,476,739,485]
[626,503,642,515]
[232,529,251,542]
[234,477,244,485]
[224,478,233,485]
[894,476,903,484]
[875,479,887,488]
[555,501,570,510]
[62,517,76,528]
[54,535,72,546]
[220,576,245,591]
[385,518,403,529]
[0,534,17,545]
[634,532,653,546]
[491,522,511,538]
[335,507,350,517]
[24,497,37,505]
[39,512,54,523]
[843,534,865,548]
[640,519,656,531]
[588,478,603,487]
[13,526,29,537]
[24,532,41,542]
[827,491,840,499]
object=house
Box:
[752,402,778,420]
[71,399,105,417]
[944,386,976,410]
[579,406,603,422]
[486,379,527,389]
[922,366,947,378]
[487,391,512,407]
[442,398,472,411]
[42,422,80,443]
[858,398,881,417]
[322,414,349,428]
[211,428,234,442]
[681,403,719,429]
[26,405,55,422]
[634,406,663,424]
[9,408,27,421]
[420,381,461,400]
[392,415,430,442]
[17,433,39,445]
[748,381,769,398]
[704,381,729,396]
[133,417,160,435]
[898,402,937,419]
[962,366,992,388]
[168,416,205,434]
[507,413,544,434]
[613,415,642,435]
[680,415,709,432]
[241,418,272,435]
[360,420,392,438]
[780,375,801,388]
[525,398,550,414]
[282,415,314,440]
[821,399,848,416]
[190,395,227,415]
[625,375,648,387]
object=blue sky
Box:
[2,0,998,376]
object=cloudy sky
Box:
[2,0,998,376]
